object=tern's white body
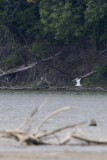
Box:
[75,78,82,86]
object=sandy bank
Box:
[0,151,107,160]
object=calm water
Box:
[0,90,107,151]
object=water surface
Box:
[0,90,106,128]
[0,90,107,151]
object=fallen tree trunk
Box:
[73,62,107,81]
[81,70,97,78]
[0,50,64,78]
[72,70,97,82]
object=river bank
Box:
[1,139,107,160]
[0,86,107,92]
[0,151,107,160]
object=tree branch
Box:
[0,50,64,78]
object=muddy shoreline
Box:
[0,86,107,92]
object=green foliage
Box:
[94,62,106,81]
[0,0,107,45]
[0,52,21,71]
[30,39,55,58]
[2,0,40,41]
[0,0,7,20]
[82,78,90,87]
[84,0,107,48]
[39,0,85,41]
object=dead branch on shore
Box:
[0,50,64,78]
[0,101,78,145]
[0,99,107,146]
[72,61,107,81]
[35,75,53,89]
[72,70,97,82]
[36,122,85,139]
[71,128,107,144]
[81,70,97,78]
[33,106,76,136]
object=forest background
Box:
[0,0,107,88]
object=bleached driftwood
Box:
[0,100,107,146]
[1,125,107,146]
[0,105,78,145]
[19,98,48,130]
[33,106,76,136]
[37,122,85,139]
[71,128,107,144]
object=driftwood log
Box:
[0,99,107,146]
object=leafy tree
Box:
[2,0,40,42]
[84,0,107,48]
[39,0,86,42]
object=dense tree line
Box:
[0,0,107,46]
